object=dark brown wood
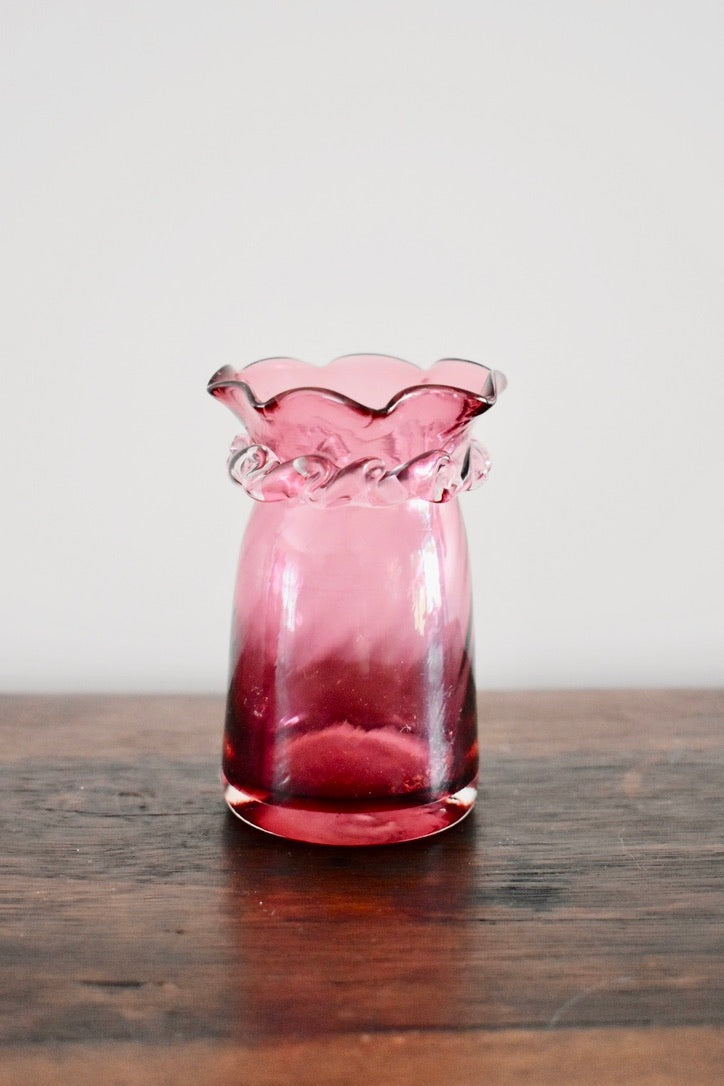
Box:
[1,691,722,1084]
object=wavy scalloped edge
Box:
[208,354,507,417]
[227,439,492,506]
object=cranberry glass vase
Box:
[208,355,506,845]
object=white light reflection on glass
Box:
[413,536,443,636]
[415,513,447,792]
[273,558,301,792]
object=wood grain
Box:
[1,691,722,1083]
[2,1028,723,1086]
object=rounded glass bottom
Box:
[224,781,477,846]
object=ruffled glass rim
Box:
[207,353,507,416]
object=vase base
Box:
[223,782,477,846]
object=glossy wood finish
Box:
[1,691,722,1083]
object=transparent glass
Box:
[208,354,506,845]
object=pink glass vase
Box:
[208,355,506,846]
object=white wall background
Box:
[2,0,722,692]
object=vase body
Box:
[223,499,477,845]
[208,354,506,845]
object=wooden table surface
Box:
[1,691,722,1084]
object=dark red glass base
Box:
[224,779,477,846]
[221,647,479,844]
